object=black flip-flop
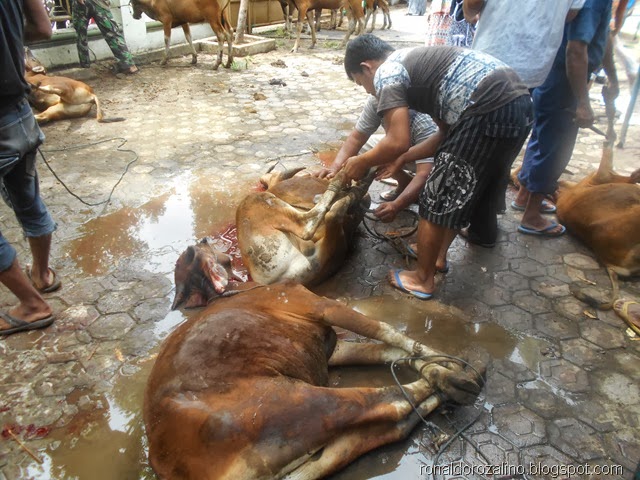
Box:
[25,266,62,294]
[0,312,54,336]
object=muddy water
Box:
[65,173,256,276]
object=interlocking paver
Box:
[0,8,638,479]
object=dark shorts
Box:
[419,95,533,232]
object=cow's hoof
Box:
[160,59,168,66]
[191,56,198,65]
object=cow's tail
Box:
[94,95,126,123]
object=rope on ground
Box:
[38,137,138,208]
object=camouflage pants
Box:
[72,0,135,69]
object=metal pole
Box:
[617,64,640,148]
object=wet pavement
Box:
[1,6,640,479]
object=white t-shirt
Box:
[471,0,585,88]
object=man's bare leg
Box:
[27,233,56,290]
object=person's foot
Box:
[0,304,54,336]
[519,215,565,236]
[459,228,496,248]
[388,269,434,300]
[25,266,62,293]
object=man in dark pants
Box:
[72,0,139,74]
[342,34,532,300]
[0,0,61,335]
[515,0,614,237]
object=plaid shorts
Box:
[419,95,533,230]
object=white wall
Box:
[31,0,217,69]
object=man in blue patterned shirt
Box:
[342,34,532,300]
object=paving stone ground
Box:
[1,6,639,480]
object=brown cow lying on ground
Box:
[130,0,233,69]
[556,137,640,308]
[146,267,486,479]
[24,49,124,124]
[172,168,371,308]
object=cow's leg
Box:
[181,24,197,64]
[341,15,359,46]
[291,6,308,52]
[363,9,371,31]
[243,376,440,479]
[307,10,317,48]
[161,22,172,65]
[283,394,441,480]
[329,340,411,366]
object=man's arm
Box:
[463,0,484,24]
[374,162,433,223]
[612,0,630,35]
[315,129,369,178]
[23,0,53,41]
[341,106,411,182]
[566,39,593,127]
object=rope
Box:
[390,354,494,479]
[38,137,137,208]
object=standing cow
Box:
[130,0,233,69]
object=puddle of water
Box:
[65,173,255,276]
[314,148,339,168]
[25,357,156,480]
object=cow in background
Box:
[556,91,640,309]
[24,48,124,124]
[290,0,364,52]
[130,0,233,69]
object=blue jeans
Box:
[517,62,579,195]
[0,99,56,272]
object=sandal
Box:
[25,266,62,294]
[0,312,54,336]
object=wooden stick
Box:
[7,429,42,464]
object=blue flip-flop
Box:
[390,270,433,300]
[517,222,566,237]
[510,200,557,214]
[404,243,449,273]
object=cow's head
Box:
[172,238,234,310]
[129,0,144,20]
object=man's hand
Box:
[603,80,620,102]
[375,160,402,182]
[575,101,595,128]
[374,201,400,223]
[313,167,338,179]
[342,156,368,183]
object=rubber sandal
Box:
[510,200,557,214]
[25,266,62,294]
[389,269,433,300]
[0,312,54,336]
[517,222,566,237]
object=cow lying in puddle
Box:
[172,168,371,308]
[146,279,486,479]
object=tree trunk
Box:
[235,0,250,44]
